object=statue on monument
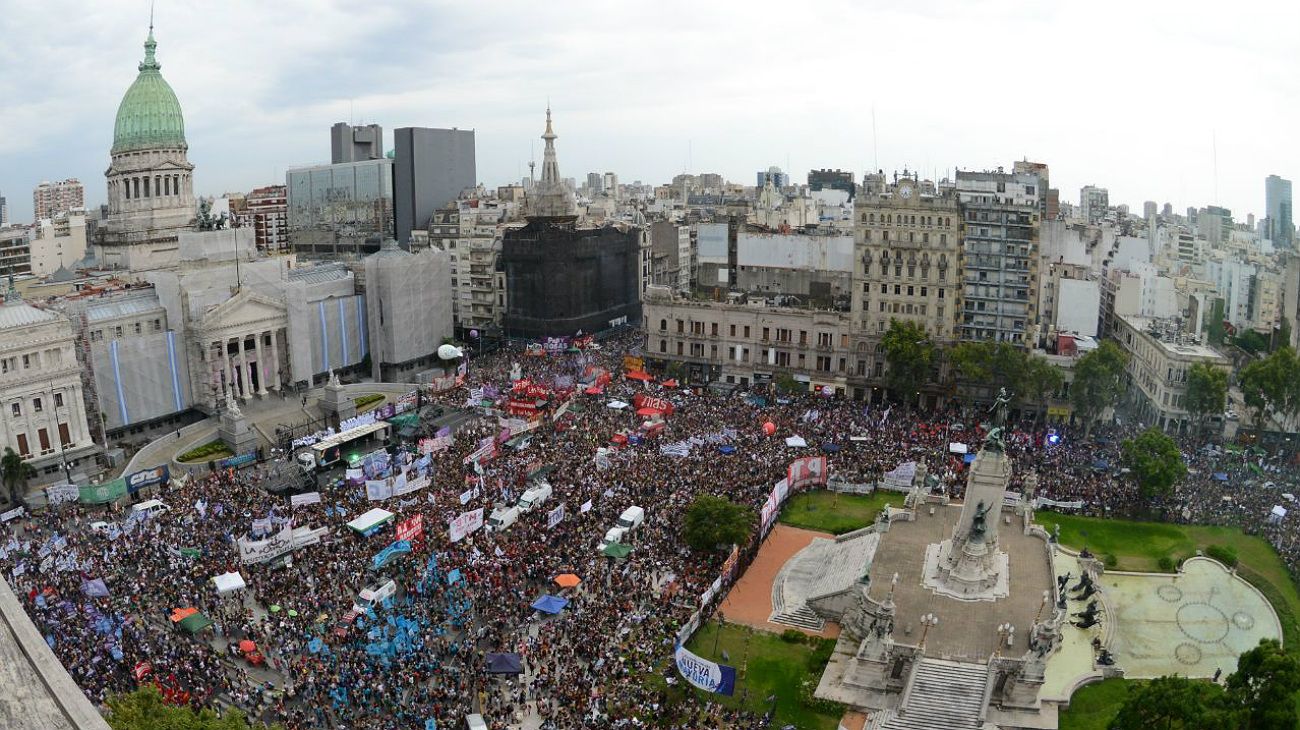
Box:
[224,391,241,417]
[984,387,1013,452]
[969,501,991,539]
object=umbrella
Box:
[530,594,570,615]
[602,542,632,559]
[269,604,282,613]
[719,445,737,455]
[239,640,257,653]
[625,371,653,382]
[288,609,299,617]
[485,652,524,674]
[178,612,212,634]
[661,379,679,388]
[554,573,581,589]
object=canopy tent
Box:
[1283,493,1296,502]
[635,407,662,417]
[584,385,604,395]
[169,607,198,623]
[963,453,977,464]
[554,573,581,589]
[948,442,969,455]
[661,379,679,388]
[607,400,629,410]
[1213,472,1230,482]
[820,443,841,454]
[346,508,395,535]
[718,445,737,455]
[601,542,633,559]
[1271,505,1288,519]
[530,594,570,615]
[212,572,246,595]
[389,412,419,427]
[784,436,808,448]
[1092,460,1109,470]
[178,611,213,634]
[625,371,653,382]
[485,652,524,675]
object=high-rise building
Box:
[1143,201,1158,220]
[586,172,604,194]
[244,185,289,254]
[809,169,856,200]
[0,226,31,277]
[1079,185,1108,224]
[32,179,85,221]
[851,171,962,378]
[330,122,384,164]
[392,127,476,245]
[0,193,7,226]
[955,168,1043,345]
[602,172,619,201]
[1265,174,1293,248]
[756,166,789,189]
[287,158,395,259]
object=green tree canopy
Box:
[948,341,1062,414]
[880,319,935,403]
[1221,638,1300,729]
[682,494,754,553]
[1239,346,1300,429]
[1234,329,1270,355]
[1107,675,1228,730]
[1121,427,1187,500]
[1205,298,1227,346]
[106,687,281,730]
[1184,362,1228,431]
[1070,340,1129,435]
[2,447,34,507]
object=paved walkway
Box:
[719,524,841,638]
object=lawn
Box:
[1059,678,1133,730]
[779,490,900,534]
[1033,512,1300,648]
[662,621,843,730]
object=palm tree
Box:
[1,447,34,507]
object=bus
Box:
[297,421,392,472]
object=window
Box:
[729,324,736,337]
[816,356,832,372]
[659,319,667,331]
[921,287,928,297]
[711,322,719,336]
[776,351,790,367]
[37,428,50,452]
[11,403,20,417]
[894,285,901,295]
[762,327,770,340]
[880,284,887,294]
[16,434,28,457]
[676,342,684,356]
[742,347,750,362]
[799,331,808,346]
[895,266,902,277]
[114,326,123,338]
[818,332,833,347]
[743,326,750,338]
[907,286,915,296]
[153,319,162,332]
[710,344,718,359]
[938,289,944,299]
[660,339,667,353]
[134,322,142,335]
[33,398,42,413]
[22,354,30,369]
[58,423,70,447]
[797,353,806,368]
[54,393,63,408]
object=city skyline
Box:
[0,0,1296,224]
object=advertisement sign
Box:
[673,644,736,695]
[126,465,170,494]
[448,508,484,543]
[80,479,127,505]
[237,524,295,564]
[291,492,322,507]
[787,456,829,489]
[546,503,565,530]
[396,515,424,542]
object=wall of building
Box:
[1055,278,1100,337]
[393,127,476,245]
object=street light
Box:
[918,613,939,650]
[996,623,1015,656]
[1034,589,1051,623]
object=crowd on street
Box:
[1,328,1295,729]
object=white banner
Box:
[367,479,393,501]
[580,499,593,513]
[291,491,321,507]
[1033,496,1086,511]
[395,472,428,496]
[46,483,80,505]
[449,508,484,543]
[0,507,25,523]
[673,644,736,695]
[238,524,295,564]
[459,487,479,505]
[547,503,565,529]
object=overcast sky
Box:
[1,0,1296,224]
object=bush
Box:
[780,628,806,644]
[1157,555,1175,572]
[353,393,384,410]
[178,439,232,463]
[1103,553,1118,569]
[1206,544,1239,567]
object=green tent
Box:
[389,412,419,427]
[179,548,201,559]
[79,479,127,504]
[178,612,213,634]
[601,543,632,559]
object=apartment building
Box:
[955,170,1043,345]
[1113,313,1230,433]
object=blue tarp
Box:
[1213,472,1230,482]
[1092,460,1110,470]
[820,443,841,453]
[963,453,977,464]
[530,594,569,615]
[718,445,737,455]
[485,652,523,674]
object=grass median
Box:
[779,490,899,535]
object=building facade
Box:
[33,179,85,222]
[429,201,506,331]
[393,127,476,245]
[1079,185,1108,224]
[1112,313,1230,433]
[1265,174,1293,248]
[330,122,384,164]
[244,185,288,254]
[287,158,394,259]
[955,170,1042,345]
[0,227,31,278]
[809,169,855,200]
[29,210,87,276]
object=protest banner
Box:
[448,508,484,543]
[787,456,829,489]
[291,492,322,507]
[547,503,565,529]
[673,644,736,695]
[396,515,424,542]
[237,524,295,564]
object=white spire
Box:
[528,106,576,219]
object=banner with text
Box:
[449,508,484,543]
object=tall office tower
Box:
[955,168,1043,345]
[392,127,476,245]
[587,172,604,194]
[33,179,86,221]
[756,166,789,189]
[330,122,384,164]
[1080,185,1108,224]
[1144,201,1158,220]
[1266,174,1293,248]
[809,169,856,200]
[0,193,7,226]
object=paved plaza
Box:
[865,504,1055,661]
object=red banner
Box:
[396,515,424,542]
[788,456,829,489]
[633,393,674,416]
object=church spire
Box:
[527,106,576,220]
[539,105,560,185]
[140,3,160,72]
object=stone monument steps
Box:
[770,604,825,632]
[771,533,879,626]
[874,658,988,730]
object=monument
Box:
[217,394,257,457]
[320,371,356,427]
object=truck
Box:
[486,505,520,532]
[517,481,553,512]
[598,526,627,552]
[616,506,645,531]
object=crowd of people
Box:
[1,328,1295,730]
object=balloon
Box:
[437,344,463,360]
[762,422,776,436]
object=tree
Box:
[1070,340,1129,436]
[1020,356,1065,420]
[1107,675,1228,730]
[1184,363,1228,432]
[682,494,754,553]
[1121,427,1186,500]
[106,687,281,730]
[1234,329,1270,355]
[1,447,34,508]
[880,319,935,403]
[1205,298,1227,346]
[948,341,1060,413]
[1239,347,1300,430]
[1221,639,1300,730]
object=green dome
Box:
[111,31,187,155]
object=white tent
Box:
[948,442,969,455]
[346,508,395,535]
[1271,505,1288,519]
[212,571,246,594]
[1283,493,1296,503]
[785,436,808,448]
[607,400,629,410]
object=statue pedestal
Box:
[320,373,355,426]
[218,404,257,457]
[922,538,1009,601]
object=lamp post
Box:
[1034,589,1051,623]
[996,623,1015,657]
[918,613,938,651]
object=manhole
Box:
[1174,642,1202,665]
[1176,602,1230,644]
[1232,611,1255,630]
[1157,584,1183,603]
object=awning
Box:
[485,652,523,674]
[212,572,246,594]
[530,594,569,615]
[948,442,969,455]
[785,436,807,448]
[178,612,213,634]
[346,508,395,535]
[602,542,633,559]
[607,400,629,410]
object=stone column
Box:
[270,329,282,390]
[223,339,235,401]
[254,331,268,396]
[237,335,250,399]
[199,343,212,410]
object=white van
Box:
[465,715,488,730]
[352,579,397,613]
[486,505,520,532]
[517,482,553,512]
[132,499,170,518]
[616,506,644,531]
[598,526,627,552]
